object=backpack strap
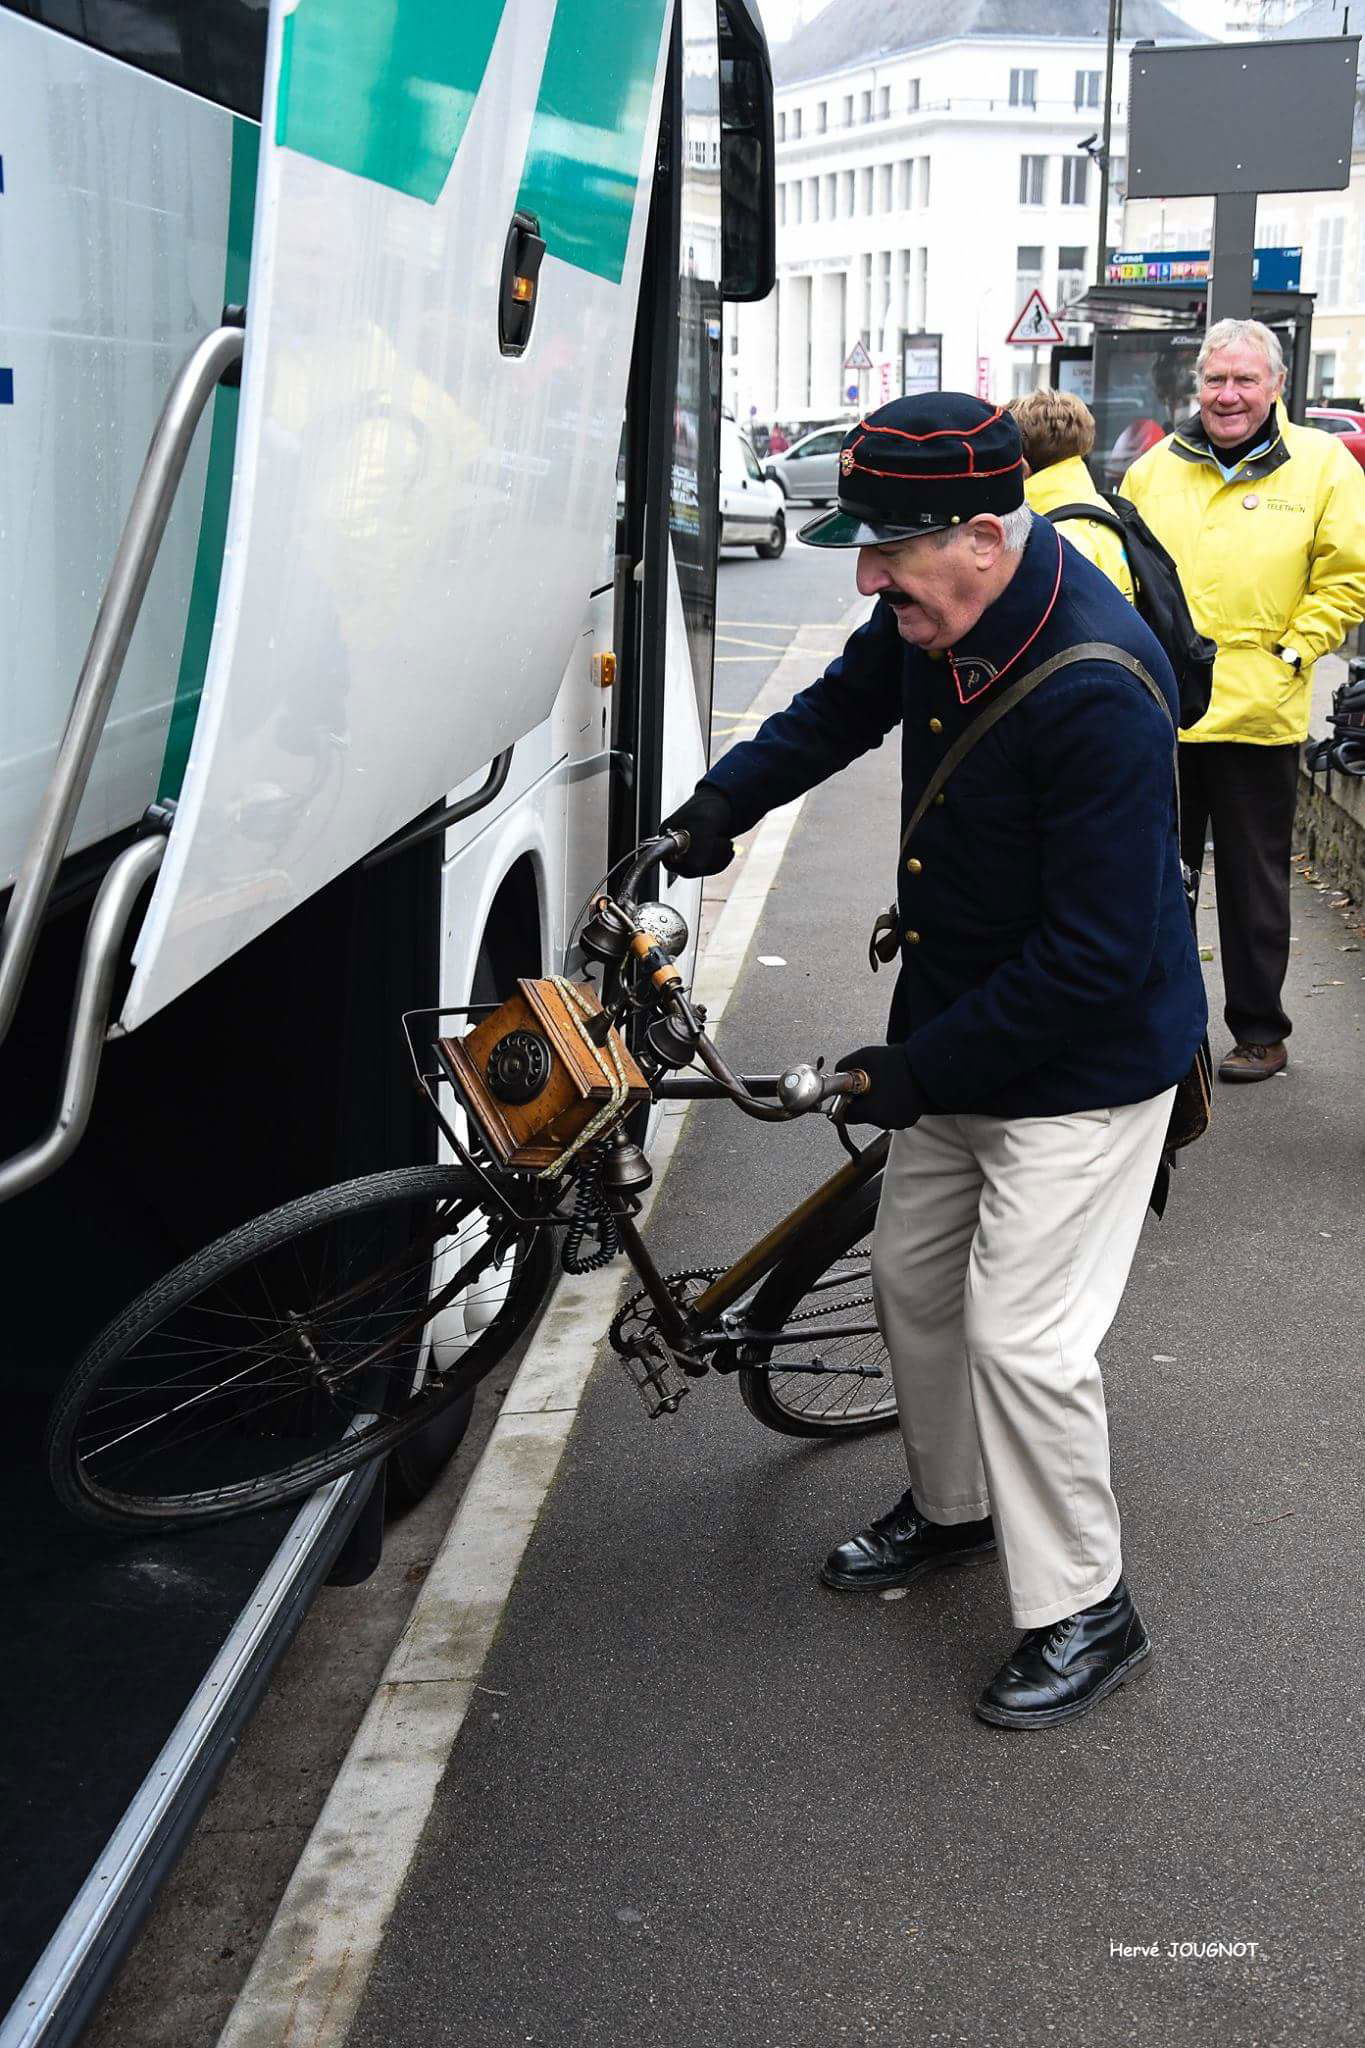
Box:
[1046,500,1125,537]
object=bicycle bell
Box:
[633,901,689,958]
[777,1064,824,1114]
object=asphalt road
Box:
[344,615,1365,2044]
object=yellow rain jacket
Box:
[1120,405,1365,743]
[1024,454,1136,605]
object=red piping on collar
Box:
[948,525,1064,708]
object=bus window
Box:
[0,0,269,119]
[671,0,723,737]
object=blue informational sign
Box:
[1106,246,1302,291]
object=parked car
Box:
[720,419,786,557]
[1307,405,1365,467]
[763,423,848,504]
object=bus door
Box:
[119,0,675,1032]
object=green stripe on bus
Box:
[157,117,260,803]
[515,0,668,284]
[275,0,509,206]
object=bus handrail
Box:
[0,322,245,1062]
[0,834,166,1205]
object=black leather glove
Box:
[835,1044,930,1130]
[661,781,736,878]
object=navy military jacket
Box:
[705,515,1208,1117]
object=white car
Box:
[719,419,787,557]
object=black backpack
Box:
[1046,496,1216,729]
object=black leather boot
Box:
[974,1577,1151,1729]
[820,1487,995,1592]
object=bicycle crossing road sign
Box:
[842,339,874,370]
[1006,289,1065,346]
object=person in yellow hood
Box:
[1121,317,1365,1083]
[1011,387,1135,603]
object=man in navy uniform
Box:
[665,394,1206,1729]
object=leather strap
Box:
[896,640,1173,864]
[871,640,1181,971]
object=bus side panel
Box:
[0,18,238,883]
[122,0,675,1032]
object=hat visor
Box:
[796,506,952,548]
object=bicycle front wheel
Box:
[46,1165,552,1533]
[737,1181,897,1438]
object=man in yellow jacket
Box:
[1122,317,1365,1082]
[1011,387,1135,602]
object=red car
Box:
[1307,406,1365,467]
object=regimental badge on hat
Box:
[800,393,1026,550]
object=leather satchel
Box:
[868,641,1212,1162]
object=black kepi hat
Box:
[800,393,1026,548]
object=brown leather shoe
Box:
[1218,1041,1288,1083]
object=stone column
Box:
[809,270,847,411]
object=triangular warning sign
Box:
[1006,289,1064,346]
[842,339,874,370]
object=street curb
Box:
[211,608,866,2048]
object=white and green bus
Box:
[0,2,773,2037]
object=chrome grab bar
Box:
[0,322,245,1058]
[0,834,166,1204]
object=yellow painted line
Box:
[717,632,800,654]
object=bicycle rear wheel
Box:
[736,1181,896,1438]
[46,1165,552,1533]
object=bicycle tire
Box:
[46,1165,552,1533]
[736,1180,897,1438]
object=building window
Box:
[860,166,874,213]
[1019,156,1046,206]
[841,168,855,215]
[1313,214,1345,307]
[908,77,921,112]
[1016,244,1044,308]
[1311,349,1338,399]
[861,252,873,337]
[877,85,890,118]
[842,93,853,125]
[778,183,787,226]
[917,247,929,330]
[1061,157,1089,205]
[808,177,819,223]
[791,107,802,139]
[898,159,914,209]
[878,163,893,213]
[899,248,913,329]
[777,111,786,142]
[1013,360,1040,398]
[824,172,837,216]
[1009,69,1037,108]
[792,181,803,225]
[816,100,827,133]
[878,249,893,336]
[860,89,872,122]
[1074,70,1101,109]
[1109,155,1127,203]
[920,157,932,208]
[1057,244,1088,307]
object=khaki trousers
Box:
[870,1090,1175,1629]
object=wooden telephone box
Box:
[438,979,649,1171]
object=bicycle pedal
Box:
[619,1334,690,1418]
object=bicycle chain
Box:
[608,1265,875,1355]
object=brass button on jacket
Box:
[905,929,921,945]
[928,716,944,735]
[906,857,923,875]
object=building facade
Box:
[728,0,1202,428]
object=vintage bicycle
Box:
[46,835,898,1533]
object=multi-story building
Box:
[728,0,1203,426]
[1121,0,1365,402]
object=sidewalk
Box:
[243,726,1364,2047]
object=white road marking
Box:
[214,600,869,2048]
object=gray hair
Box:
[1197,318,1284,382]
[932,503,1033,554]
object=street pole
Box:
[1095,0,1122,286]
